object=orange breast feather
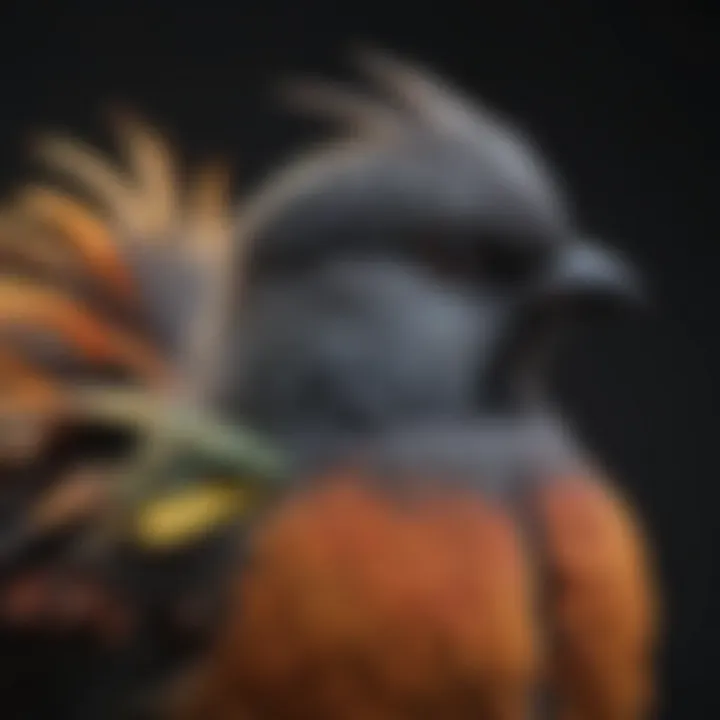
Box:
[536,476,659,720]
[177,478,540,720]
[172,473,658,720]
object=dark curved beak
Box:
[481,238,647,408]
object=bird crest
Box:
[0,110,281,556]
[239,47,566,258]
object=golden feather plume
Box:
[3,112,237,394]
[14,185,137,302]
[0,112,239,485]
[0,277,167,381]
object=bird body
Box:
[174,431,656,720]
[0,50,658,719]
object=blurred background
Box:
[0,0,716,717]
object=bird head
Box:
[233,50,644,454]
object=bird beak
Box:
[480,238,646,409]
[534,237,647,315]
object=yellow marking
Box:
[133,483,250,551]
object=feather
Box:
[108,107,179,238]
[0,209,77,277]
[0,277,167,381]
[181,161,235,404]
[240,48,567,266]
[17,113,246,394]
[15,185,138,303]
[278,76,403,139]
[32,133,140,227]
[536,476,659,719]
[352,46,487,137]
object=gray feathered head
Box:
[234,50,643,441]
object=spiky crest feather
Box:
[238,48,565,261]
[0,112,240,547]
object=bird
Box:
[0,49,659,720]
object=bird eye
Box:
[412,233,546,288]
[475,241,546,287]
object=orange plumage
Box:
[177,476,539,720]
[536,476,659,720]
[171,472,659,720]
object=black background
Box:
[0,1,717,717]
